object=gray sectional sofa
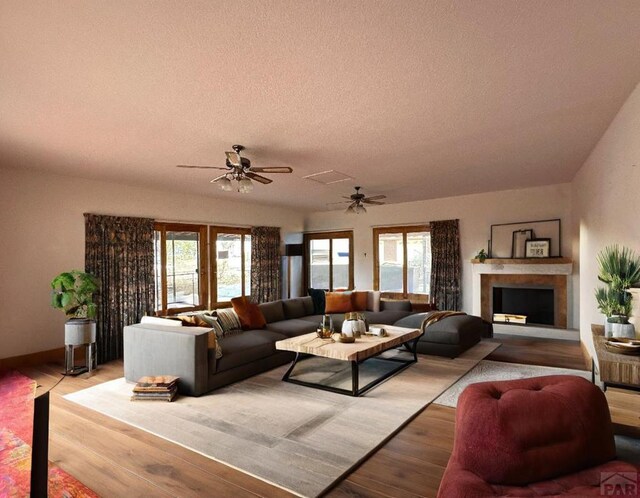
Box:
[123,295,491,396]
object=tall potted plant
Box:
[595,245,640,338]
[51,270,100,373]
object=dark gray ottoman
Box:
[394,313,493,358]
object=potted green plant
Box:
[595,245,640,338]
[51,270,100,373]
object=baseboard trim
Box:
[0,347,65,370]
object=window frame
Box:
[209,226,252,308]
[303,230,354,291]
[154,222,208,315]
[373,224,431,299]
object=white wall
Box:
[572,82,640,355]
[0,167,305,359]
[305,183,576,322]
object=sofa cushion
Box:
[325,291,353,313]
[351,291,368,311]
[363,310,413,325]
[266,319,318,338]
[300,296,314,315]
[282,298,308,319]
[395,313,486,345]
[380,299,412,312]
[215,330,286,373]
[367,291,381,312]
[308,288,326,314]
[258,300,286,323]
[231,296,267,330]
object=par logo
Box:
[600,472,638,496]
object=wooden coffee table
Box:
[275,325,422,396]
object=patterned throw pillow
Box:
[214,308,244,337]
[177,313,223,359]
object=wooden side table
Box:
[591,324,640,392]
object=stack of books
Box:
[131,375,178,402]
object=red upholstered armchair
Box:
[438,375,640,497]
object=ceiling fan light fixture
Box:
[345,205,356,214]
[355,204,367,214]
[238,177,254,193]
[217,176,233,191]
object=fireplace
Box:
[492,286,555,326]
[480,273,567,329]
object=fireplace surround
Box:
[471,258,573,336]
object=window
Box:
[304,231,354,291]
[373,225,431,298]
[210,226,251,305]
[154,223,208,314]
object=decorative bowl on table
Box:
[604,337,640,355]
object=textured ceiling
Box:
[1,1,640,211]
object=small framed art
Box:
[525,238,551,258]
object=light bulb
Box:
[238,177,254,193]
[355,204,367,214]
[216,177,233,191]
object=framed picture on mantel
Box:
[525,238,551,258]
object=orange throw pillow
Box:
[325,292,353,313]
[230,296,267,330]
[351,291,368,311]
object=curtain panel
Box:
[430,219,462,311]
[250,226,281,303]
[85,214,155,364]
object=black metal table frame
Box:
[281,336,420,397]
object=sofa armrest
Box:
[123,323,210,396]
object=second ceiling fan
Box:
[177,144,293,193]
[337,186,386,214]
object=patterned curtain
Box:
[430,219,462,311]
[85,214,155,364]
[250,226,282,303]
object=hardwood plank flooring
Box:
[16,335,640,498]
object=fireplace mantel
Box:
[471,258,573,276]
[471,257,572,265]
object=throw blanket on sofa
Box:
[422,310,466,330]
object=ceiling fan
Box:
[335,186,386,214]
[177,144,293,193]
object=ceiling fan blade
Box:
[363,199,385,205]
[177,165,228,170]
[225,151,242,166]
[342,196,354,200]
[364,194,386,201]
[245,172,273,184]
[327,200,353,206]
[250,166,293,174]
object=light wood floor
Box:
[18,335,640,498]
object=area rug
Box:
[64,341,499,497]
[0,370,98,498]
[434,359,591,407]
